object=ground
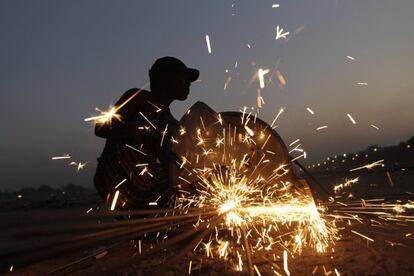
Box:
[1,170,413,275]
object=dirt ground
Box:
[1,171,414,275]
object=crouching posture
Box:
[93,57,199,210]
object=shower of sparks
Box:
[349,159,384,172]
[346,113,356,124]
[306,107,315,115]
[316,125,328,131]
[51,154,71,160]
[172,109,337,272]
[205,35,212,54]
[275,25,290,40]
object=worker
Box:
[93,57,199,210]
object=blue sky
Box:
[1,0,413,189]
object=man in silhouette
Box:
[93,57,199,210]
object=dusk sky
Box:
[1,0,413,189]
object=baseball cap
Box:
[149,56,200,82]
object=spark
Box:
[289,139,300,146]
[349,159,384,172]
[306,107,315,115]
[357,82,368,86]
[333,177,359,193]
[160,124,169,146]
[244,125,254,136]
[224,76,232,90]
[84,106,121,124]
[275,70,286,87]
[386,171,394,187]
[110,190,120,211]
[346,55,355,61]
[316,125,328,130]
[147,100,162,112]
[351,230,374,242]
[69,161,88,172]
[114,178,127,189]
[272,4,280,8]
[370,124,379,130]
[275,25,290,40]
[254,265,262,276]
[271,107,286,128]
[347,113,357,124]
[283,250,290,276]
[138,240,142,254]
[84,87,144,125]
[139,111,156,129]
[188,260,192,275]
[205,35,212,54]
[51,154,71,160]
[258,68,267,88]
[125,144,147,156]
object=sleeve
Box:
[94,88,146,139]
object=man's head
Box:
[149,57,199,101]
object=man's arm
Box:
[94,88,148,139]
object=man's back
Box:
[93,88,179,210]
